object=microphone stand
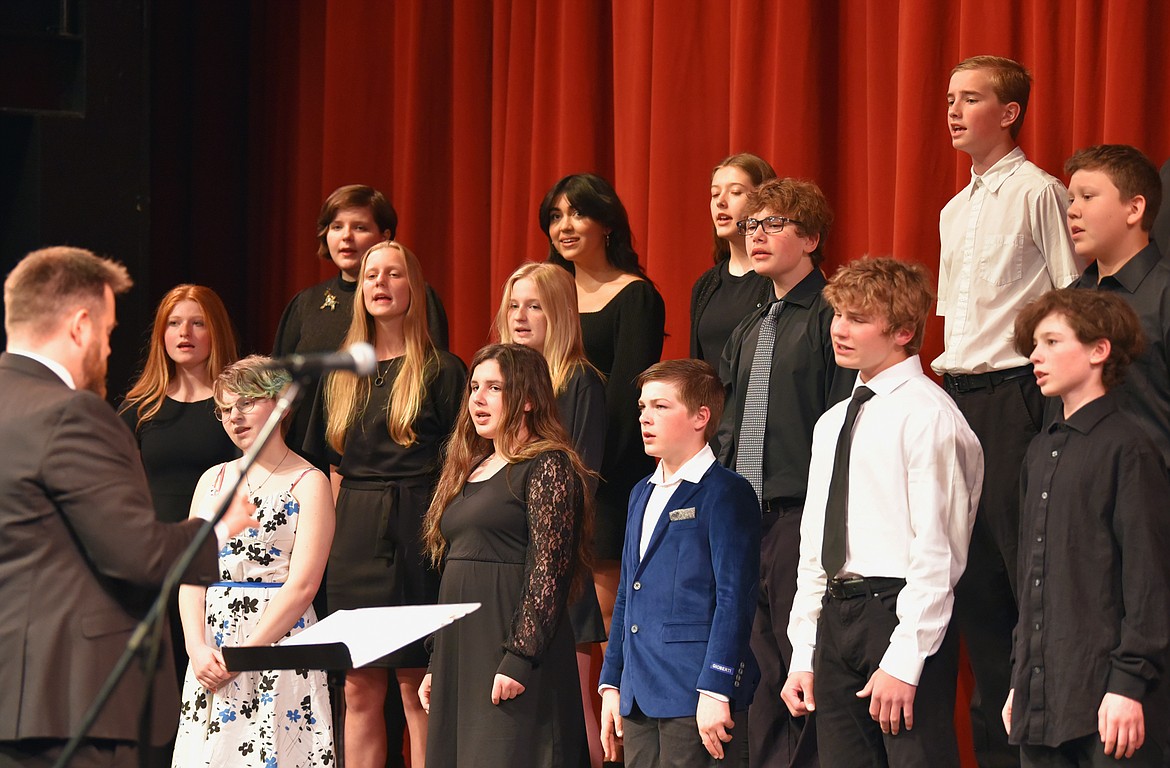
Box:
[54,377,308,768]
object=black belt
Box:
[826,576,906,599]
[943,365,1032,394]
[763,497,803,516]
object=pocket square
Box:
[669,507,696,522]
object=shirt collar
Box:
[1050,391,1118,435]
[853,354,922,399]
[969,146,1026,195]
[773,267,827,309]
[650,443,716,487]
[1081,241,1163,294]
[6,348,76,389]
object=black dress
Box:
[556,365,607,643]
[272,272,450,472]
[326,352,465,668]
[578,280,665,560]
[426,451,587,768]
[119,396,239,690]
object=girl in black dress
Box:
[690,153,777,373]
[540,173,665,650]
[323,241,465,768]
[119,284,240,688]
[419,344,592,768]
[495,262,606,767]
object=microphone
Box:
[263,342,379,377]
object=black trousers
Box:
[624,702,749,768]
[748,507,818,767]
[1020,732,1164,768]
[949,375,1043,768]
[813,583,961,768]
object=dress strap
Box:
[210,463,228,495]
[289,467,317,492]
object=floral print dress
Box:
[172,466,333,768]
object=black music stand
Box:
[221,603,480,768]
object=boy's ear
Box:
[1089,338,1112,367]
[1125,195,1147,229]
[801,232,821,254]
[1000,101,1021,131]
[891,324,915,349]
[693,404,711,432]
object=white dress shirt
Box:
[933,147,1082,374]
[787,356,984,685]
[639,444,716,559]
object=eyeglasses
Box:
[736,216,804,236]
[214,397,260,422]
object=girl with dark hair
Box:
[323,241,465,768]
[538,173,665,644]
[418,343,592,768]
[689,153,777,372]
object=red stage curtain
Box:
[244,2,1170,765]
[247,0,1170,369]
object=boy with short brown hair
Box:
[1007,288,1170,766]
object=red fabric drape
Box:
[248,0,1170,368]
[244,3,1170,765]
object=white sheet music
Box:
[281,603,480,668]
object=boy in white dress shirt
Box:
[782,257,984,766]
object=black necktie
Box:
[822,386,875,578]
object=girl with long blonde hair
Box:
[418,344,592,768]
[494,262,607,767]
[323,240,465,768]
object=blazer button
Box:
[633,581,641,590]
[631,625,639,634]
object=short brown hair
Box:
[636,359,724,441]
[1065,145,1163,231]
[315,184,398,260]
[1012,289,1144,391]
[743,178,834,266]
[952,55,1032,139]
[4,246,132,338]
[823,257,934,356]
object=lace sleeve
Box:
[498,451,582,680]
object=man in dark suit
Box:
[0,246,255,768]
[600,359,761,767]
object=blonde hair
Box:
[422,344,594,590]
[493,262,602,395]
[120,284,239,426]
[324,240,438,449]
[822,256,934,356]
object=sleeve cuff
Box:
[698,689,729,703]
[496,650,534,687]
[1107,666,1151,702]
[878,646,925,686]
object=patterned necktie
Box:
[821,385,875,577]
[736,301,783,505]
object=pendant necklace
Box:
[244,447,291,502]
[374,360,391,388]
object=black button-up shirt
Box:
[716,268,855,503]
[1074,242,1170,467]
[1011,392,1170,747]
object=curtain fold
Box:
[249,0,1170,365]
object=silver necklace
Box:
[245,448,291,501]
[374,360,391,387]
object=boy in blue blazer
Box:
[600,359,762,766]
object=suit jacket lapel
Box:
[634,479,704,577]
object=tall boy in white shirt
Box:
[783,257,984,766]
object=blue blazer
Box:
[599,460,761,718]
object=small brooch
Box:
[320,289,338,312]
